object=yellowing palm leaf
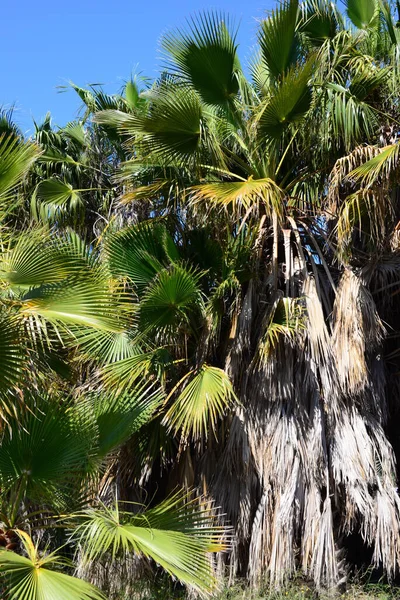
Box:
[0,530,105,600]
[191,177,284,219]
[348,143,400,187]
[164,364,237,439]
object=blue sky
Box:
[2,0,274,135]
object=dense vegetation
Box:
[3,0,400,597]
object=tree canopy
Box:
[3,0,400,597]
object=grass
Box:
[114,579,400,600]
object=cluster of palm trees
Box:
[2,0,400,597]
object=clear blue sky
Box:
[2,0,274,135]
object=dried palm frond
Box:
[332,270,384,395]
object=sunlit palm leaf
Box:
[344,0,378,29]
[20,279,127,334]
[256,297,304,363]
[164,365,237,439]
[32,179,83,222]
[324,83,378,149]
[101,350,155,392]
[0,135,39,203]
[191,177,284,219]
[74,492,227,594]
[0,531,105,600]
[0,230,99,291]
[162,12,240,107]
[106,222,179,292]
[77,385,163,458]
[95,86,202,163]
[347,143,400,187]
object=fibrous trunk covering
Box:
[212,269,400,589]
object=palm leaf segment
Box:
[32,179,83,223]
[162,12,241,107]
[0,134,39,205]
[259,0,299,79]
[95,85,202,164]
[164,364,237,440]
[191,176,284,218]
[257,59,315,142]
[344,0,378,29]
[75,492,226,594]
[0,531,105,600]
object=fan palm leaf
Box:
[258,0,299,79]
[74,492,226,594]
[163,364,237,440]
[162,13,241,107]
[0,531,105,600]
[344,0,378,29]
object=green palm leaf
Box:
[0,531,105,600]
[95,86,202,163]
[106,221,179,292]
[0,315,25,395]
[0,399,94,508]
[325,83,378,149]
[32,179,83,222]
[20,279,125,333]
[349,67,390,102]
[0,230,98,291]
[74,492,226,594]
[258,0,299,79]
[344,0,378,29]
[162,12,240,107]
[101,350,156,392]
[348,143,400,186]
[257,60,314,141]
[78,385,163,458]
[300,0,340,43]
[0,135,39,203]
[140,264,204,332]
[164,364,237,439]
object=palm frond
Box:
[344,0,378,29]
[32,179,84,223]
[95,85,202,164]
[300,0,341,44]
[163,364,237,440]
[162,12,240,107]
[140,264,204,333]
[74,492,227,594]
[106,221,179,292]
[76,385,163,458]
[0,398,94,509]
[0,134,39,205]
[0,314,25,396]
[190,177,284,219]
[0,530,105,600]
[256,59,314,141]
[348,143,400,187]
[258,0,299,79]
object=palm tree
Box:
[0,134,228,599]
[91,0,400,590]
[4,0,400,596]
